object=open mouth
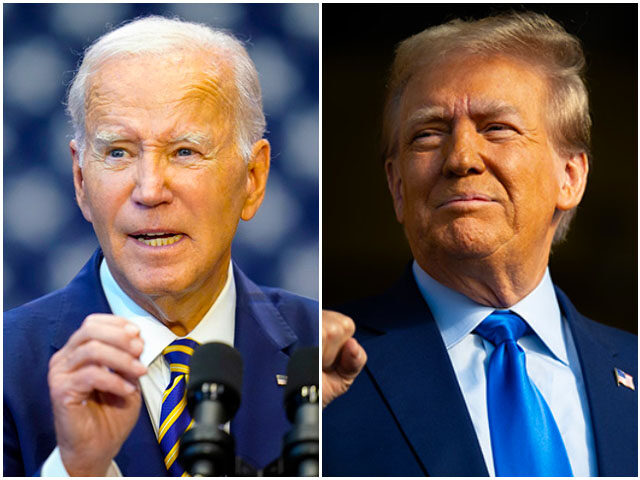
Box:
[130,232,184,247]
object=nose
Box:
[131,153,173,207]
[441,122,486,177]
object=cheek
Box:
[498,155,561,225]
[403,155,440,209]
[83,173,130,224]
[191,165,247,218]
[522,157,562,200]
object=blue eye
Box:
[108,149,126,158]
[177,148,193,156]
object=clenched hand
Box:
[48,314,147,476]
[322,310,367,408]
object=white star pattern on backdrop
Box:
[4,4,319,309]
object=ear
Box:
[385,156,404,223]
[556,151,589,211]
[241,139,270,221]
[71,140,93,223]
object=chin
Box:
[119,266,195,298]
[129,278,184,298]
[441,238,498,260]
[423,218,510,260]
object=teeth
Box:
[137,234,183,247]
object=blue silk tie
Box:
[474,311,573,476]
[158,338,199,476]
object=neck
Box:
[113,260,230,337]
[140,285,225,337]
[416,246,550,308]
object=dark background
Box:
[323,4,638,333]
[4,3,319,310]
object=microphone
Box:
[282,346,319,476]
[178,342,243,477]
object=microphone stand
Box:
[179,383,236,476]
[282,385,319,476]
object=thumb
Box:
[334,338,367,380]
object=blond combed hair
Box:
[382,11,591,244]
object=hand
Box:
[48,314,147,476]
[322,310,367,408]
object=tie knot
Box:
[162,338,199,375]
[474,311,530,346]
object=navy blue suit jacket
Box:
[4,250,318,476]
[323,267,637,476]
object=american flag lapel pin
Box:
[276,374,288,386]
[614,368,635,390]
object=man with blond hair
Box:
[4,16,317,476]
[322,11,636,476]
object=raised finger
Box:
[59,364,141,399]
[65,318,143,357]
[62,340,147,379]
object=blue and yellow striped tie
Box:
[158,338,199,476]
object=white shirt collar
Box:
[100,258,236,367]
[412,260,569,365]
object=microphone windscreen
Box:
[284,346,319,403]
[188,342,243,400]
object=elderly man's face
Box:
[72,51,268,305]
[387,54,586,268]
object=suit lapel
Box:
[50,250,111,350]
[231,265,299,469]
[557,288,638,476]
[115,404,167,476]
[359,269,488,476]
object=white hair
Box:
[66,15,265,164]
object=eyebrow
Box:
[95,130,127,143]
[406,106,451,128]
[91,131,129,151]
[468,99,522,120]
[91,131,211,149]
[406,100,524,129]
[170,132,210,146]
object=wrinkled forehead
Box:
[400,53,550,117]
[84,48,238,123]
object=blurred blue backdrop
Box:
[3,3,319,310]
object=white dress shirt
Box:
[412,261,597,476]
[42,258,236,476]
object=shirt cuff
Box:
[41,446,122,476]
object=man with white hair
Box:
[322,11,636,476]
[4,16,317,476]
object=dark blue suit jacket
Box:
[4,250,318,476]
[323,267,637,476]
